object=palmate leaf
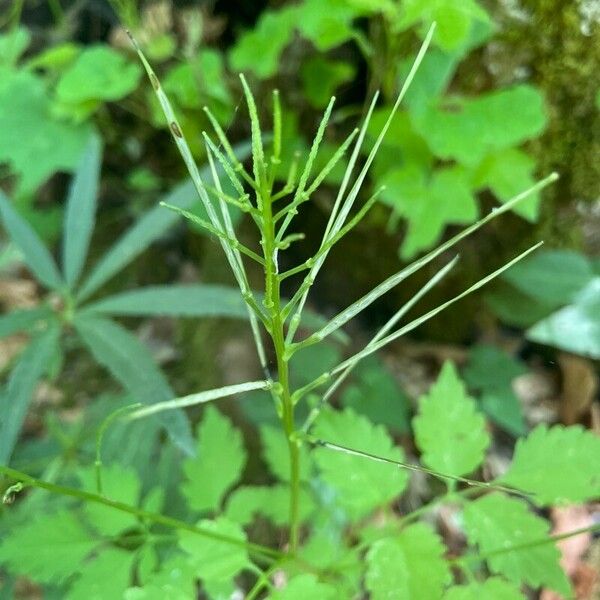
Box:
[181,407,247,513]
[66,548,135,600]
[500,424,600,505]
[62,134,102,288]
[0,321,60,465]
[0,189,62,289]
[0,510,97,584]
[365,523,451,600]
[260,424,312,482]
[83,284,251,319]
[462,493,570,596]
[313,408,408,520]
[413,361,490,478]
[443,578,525,600]
[74,314,194,455]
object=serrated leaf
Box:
[527,278,600,358]
[500,424,600,504]
[224,484,315,526]
[74,314,194,455]
[0,68,93,196]
[66,548,134,600]
[178,517,250,582]
[462,493,570,596]
[62,134,101,287]
[182,407,246,512]
[83,284,250,319]
[313,408,409,520]
[0,511,97,584]
[413,361,490,477]
[78,464,141,536]
[260,425,311,482]
[366,523,451,600]
[443,578,525,600]
[0,322,60,464]
[229,8,298,78]
[125,556,196,600]
[267,574,337,599]
[381,165,478,258]
[0,189,62,289]
[412,85,547,167]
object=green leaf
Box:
[55,46,141,120]
[413,361,490,477]
[366,523,451,600]
[381,165,478,258]
[297,0,358,50]
[0,511,97,584]
[74,314,194,455]
[66,548,134,600]
[125,556,196,600]
[182,407,247,512]
[526,278,600,358]
[480,391,526,437]
[78,464,141,536]
[229,8,298,78]
[501,250,594,307]
[0,306,51,339]
[0,68,93,196]
[260,425,311,482]
[83,284,250,319]
[300,56,355,109]
[0,27,30,65]
[462,493,570,596]
[24,42,80,71]
[500,424,600,504]
[472,148,540,220]
[341,357,410,434]
[464,345,527,392]
[443,578,525,600]
[62,134,102,287]
[484,283,556,328]
[178,517,250,582]
[225,484,315,526]
[267,574,337,599]
[0,189,63,289]
[0,322,60,464]
[412,85,547,167]
[313,408,409,519]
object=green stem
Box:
[0,465,282,562]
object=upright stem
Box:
[260,181,301,553]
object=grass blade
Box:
[129,380,272,419]
[62,134,102,288]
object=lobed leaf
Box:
[443,578,525,600]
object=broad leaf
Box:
[178,517,250,582]
[78,464,141,536]
[413,361,490,477]
[83,284,250,319]
[225,484,315,526]
[0,189,62,289]
[268,574,337,599]
[0,322,60,464]
[62,134,102,287]
[500,424,600,505]
[443,578,525,600]
[300,56,355,109]
[182,407,247,512]
[527,278,600,358]
[313,408,409,520]
[74,314,194,455]
[0,511,97,584]
[462,493,570,596]
[366,523,451,600]
[67,548,134,600]
[125,556,196,600]
[260,425,311,482]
